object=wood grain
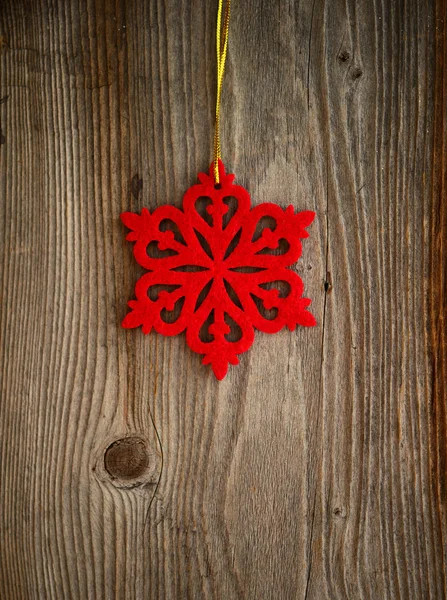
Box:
[0,0,446,598]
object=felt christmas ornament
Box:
[121,0,316,379]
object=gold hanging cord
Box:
[213,0,231,184]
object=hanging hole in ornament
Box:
[214,183,222,190]
[259,280,291,299]
[222,196,238,229]
[223,279,243,310]
[160,297,185,323]
[250,293,279,321]
[146,241,178,258]
[224,313,242,342]
[194,279,214,312]
[224,228,242,260]
[252,216,277,242]
[159,219,187,245]
[199,309,215,342]
[193,229,214,259]
[256,238,290,256]
[195,197,214,226]
[147,284,182,303]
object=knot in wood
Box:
[104,437,151,482]
[333,506,347,519]
[351,66,363,80]
[338,50,350,62]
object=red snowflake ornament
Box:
[121,161,316,380]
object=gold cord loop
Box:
[213,0,231,184]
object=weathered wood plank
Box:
[0,0,445,598]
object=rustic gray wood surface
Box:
[1,0,446,598]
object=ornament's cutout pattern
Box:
[121,161,316,380]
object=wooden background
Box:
[1,0,446,598]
